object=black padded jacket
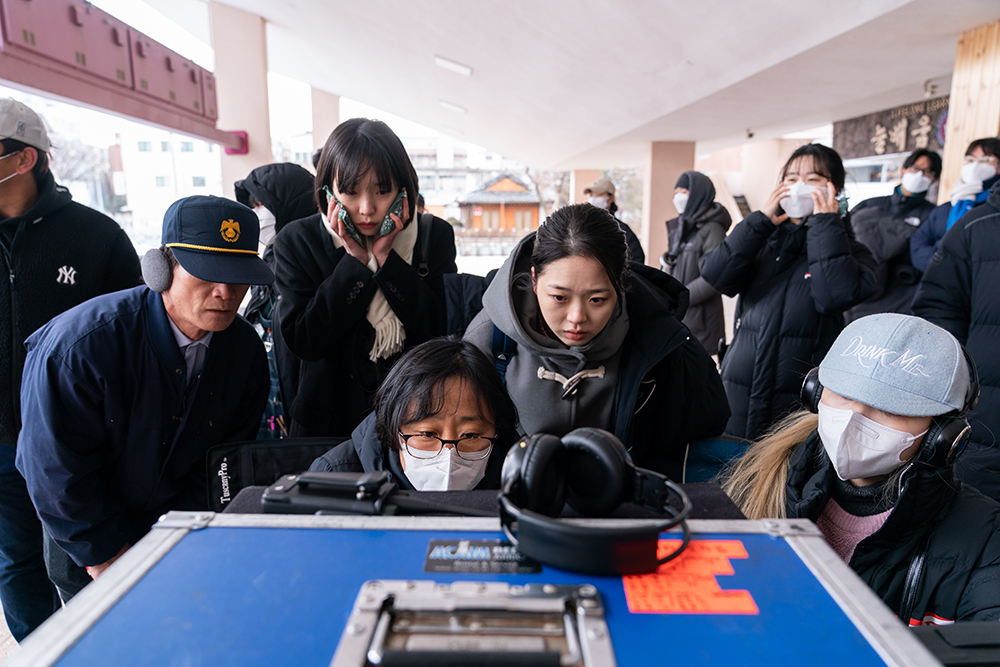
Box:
[699,211,877,440]
[912,180,1000,500]
[786,432,1000,624]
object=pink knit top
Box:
[816,498,892,562]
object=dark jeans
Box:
[0,446,58,641]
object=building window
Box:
[483,210,499,230]
[161,141,170,152]
[192,176,206,187]
[180,142,194,152]
[138,141,152,152]
[155,176,167,187]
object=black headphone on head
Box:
[498,427,692,575]
[141,246,174,293]
[800,346,980,468]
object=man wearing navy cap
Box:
[16,195,271,601]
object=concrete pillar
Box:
[739,139,810,212]
[570,169,602,204]
[939,19,1000,204]
[311,87,340,155]
[210,2,271,199]
[641,142,695,266]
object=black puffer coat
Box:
[274,214,457,437]
[699,211,877,440]
[845,187,934,323]
[912,180,1000,500]
[662,203,732,354]
[786,432,1000,624]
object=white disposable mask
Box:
[255,206,277,246]
[960,161,997,185]
[0,150,22,187]
[673,193,689,215]
[817,403,927,481]
[401,447,488,491]
[779,181,818,219]
[901,171,932,195]
[588,195,609,210]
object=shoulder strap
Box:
[416,213,433,277]
[490,324,516,384]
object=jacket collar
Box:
[144,288,188,367]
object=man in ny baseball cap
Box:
[17,195,271,604]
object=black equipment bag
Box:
[205,436,348,512]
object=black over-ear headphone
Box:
[498,427,692,575]
[141,246,174,293]
[799,346,980,468]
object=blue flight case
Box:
[10,513,941,666]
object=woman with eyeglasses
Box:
[910,137,1000,273]
[309,337,518,491]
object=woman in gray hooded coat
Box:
[661,171,731,354]
[464,204,728,476]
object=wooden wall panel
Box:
[940,20,1000,204]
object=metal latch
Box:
[153,511,215,530]
[331,580,616,666]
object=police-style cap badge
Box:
[161,195,273,285]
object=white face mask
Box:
[901,171,932,194]
[401,447,489,491]
[588,195,609,210]
[817,403,927,481]
[779,181,818,219]
[673,193,689,216]
[960,161,997,185]
[0,150,22,187]
[255,206,277,246]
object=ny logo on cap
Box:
[220,219,240,243]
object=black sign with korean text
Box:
[833,96,949,160]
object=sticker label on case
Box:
[423,539,541,574]
[622,539,759,614]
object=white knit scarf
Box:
[321,212,419,361]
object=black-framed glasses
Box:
[398,431,497,461]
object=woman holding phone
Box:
[699,143,877,442]
[274,118,457,437]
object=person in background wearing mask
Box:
[583,177,645,264]
[721,314,1000,625]
[660,171,732,355]
[0,99,141,641]
[235,163,317,438]
[913,173,1000,501]
[700,143,877,441]
[844,148,941,323]
[309,337,518,491]
[910,138,1000,272]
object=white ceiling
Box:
[216,0,1000,169]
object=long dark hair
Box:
[780,143,846,192]
[314,118,419,224]
[374,337,519,452]
[532,203,630,298]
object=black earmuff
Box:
[915,346,980,468]
[141,246,173,293]
[498,428,692,575]
[800,367,823,413]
